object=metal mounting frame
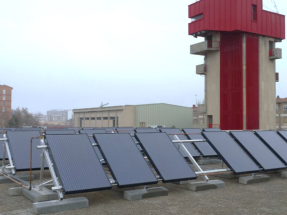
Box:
[1,134,16,175]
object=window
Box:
[191,13,203,23]
[103,117,108,120]
[91,117,95,120]
[3,90,5,94]
[110,117,115,120]
[2,107,5,112]
[97,117,101,120]
[276,105,278,111]
[3,102,5,106]
[252,5,257,21]
[139,122,146,127]
[283,105,287,112]
[3,95,5,100]
[85,117,89,120]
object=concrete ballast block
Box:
[124,186,168,201]
[33,197,89,214]
[8,187,24,196]
[215,172,238,179]
[280,171,287,178]
[22,187,58,202]
[239,174,270,185]
[188,180,225,191]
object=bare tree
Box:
[8,107,39,128]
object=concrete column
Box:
[242,34,247,130]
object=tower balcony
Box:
[269,48,282,60]
[196,64,206,75]
[190,41,220,55]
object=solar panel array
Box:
[45,130,76,135]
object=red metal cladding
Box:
[246,34,259,130]
[220,33,243,130]
[188,0,285,39]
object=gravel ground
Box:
[1,168,287,215]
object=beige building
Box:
[73,103,193,128]
[276,97,287,130]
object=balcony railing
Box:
[269,48,282,60]
[190,40,220,55]
[196,64,206,75]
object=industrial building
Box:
[73,103,193,128]
[189,0,285,130]
[0,85,13,127]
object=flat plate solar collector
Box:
[45,130,76,135]
[45,134,112,194]
[255,131,287,165]
[94,133,158,187]
[6,131,47,170]
[202,131,260,174]
[231,131,285,171]
[135,133,197,182]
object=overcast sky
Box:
[0,0,286,116]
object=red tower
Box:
[189,0,285,130]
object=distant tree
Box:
[7,107,39,128]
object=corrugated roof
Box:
[276,97,287,103]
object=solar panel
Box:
[135,128,158,133]
[45,130,76,135]
[94,133,158,187]
[78,130,106,163]
[17,128,41,131]
[203,128,222,131]
[202,131,260,174]
[0,133,8,160]
[255,131,287,165]
[135,133,197,182]
[82,127,96,130]
[277,130,287,142]
[230,131,285,171]
[6,131,47,171]
[45,134,112,194]
[182,128,218,157]
[160,128,200,158]
[116,128,142,150]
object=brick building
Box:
[276,96,287,130]
[0,85,13,127]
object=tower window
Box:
[252,5,257,21]
[3,89,6,94]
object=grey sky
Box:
[0,0,286,115]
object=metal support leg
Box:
[174,135,209,182]
[40,139,63,200]
[4,134,15,175]
[39,151,45,191]
[2,143,5,168]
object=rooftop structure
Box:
[0,85,13,127]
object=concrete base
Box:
[33,197,89,214]
[124,186,168,201]
[197,158,221,165]
[0,174,34,184]
[280,171,287,178]
[22,186,58,202]
[239,174,270,185]
[215,172,238,179]
[188,180,225,191]
[1,167,13,174]
[8,187,24,196]
[173,180,189,185]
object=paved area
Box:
[1,168,287,215]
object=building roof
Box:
[0,85,13,89]
[276,97,287,103]
[188,0,285,39]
